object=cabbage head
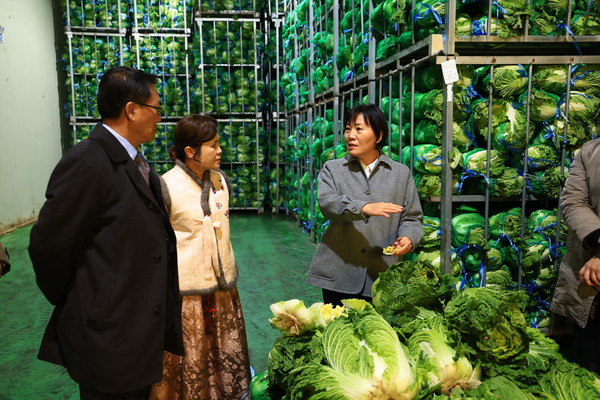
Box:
[462,148,505,176]
[451,212,486,247]
[372,261,457,315]
[489,167,524,198]
[470,98,527,136]
[527,166,567,199]
[421,216,442,248]
[491,119,530,153]
[415,173,462,197]
[489,207,522,239]
[444,286,530,363]
[532,65,568,95]
[534,118,590,149]
[526,144,559,170]
[461,376,537,399]
[404,308,481,395]
[486,239,508,270]
[402,144,462,175]
[268,331,326,397]
[490,65,528,99]
[413,248,462,276]
[519,89,560,122]
[286,306,421,399]
[520,234,551,273]
[572,64,600,97]
[537,359,600,399]
[560,91,600,122]
[485,268,515,290]
[527,209,568,242]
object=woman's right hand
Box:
[580,256,600,287]
[361,202,404,218]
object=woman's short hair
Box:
[170,115,219,162]
[344,103,388,149]
[97,66,159,120]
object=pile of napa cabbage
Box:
[259,261,600,399]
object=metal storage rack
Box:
[193,8,270,211]
[60,0,194,176]
[59,0,272,211]
[278,0,600,328]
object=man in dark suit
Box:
[29,66,184,400]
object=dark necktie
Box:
[134,152,150,185]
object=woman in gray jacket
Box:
[306,104,424,306]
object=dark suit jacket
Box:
[29,123,183,393]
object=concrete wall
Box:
[0,0,63,232]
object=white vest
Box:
[162,165,237,294]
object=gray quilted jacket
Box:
[306,153,424,297]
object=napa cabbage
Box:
[485,268,515,289]
[413,248,462,276]
[560,91,600,122]
[402,144,462,175]
[462,148,506,176]
[267,331,326,398]
[372,261,458,316]
[404,308,481,395]
[537,359,600,399]
[414,173,462,197]
[532,65,568,95]
[285,305,421,400]
[527,166,567,199]
[519,89,560,122]
[420,216,442,248]
[470,97,526,135]
[526,144,559,170]
[490,65,528,99]
[444,286,530,363]
[520,234,551,272]
[527,209,568,242]
[489,167,524,198]
[572,64,600,97]
[489,207,522,239]
[269,299,345,336]
[451,212,486,247]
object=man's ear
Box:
[124,102,136,121]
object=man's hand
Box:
[392,236,413,256]
[362,202,404,218]
[580,256,600,287]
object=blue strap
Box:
[557,22,582,55]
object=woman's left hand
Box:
[392,236,413,256]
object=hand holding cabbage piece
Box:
[383,236,414,256]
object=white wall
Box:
[0,0,62,232]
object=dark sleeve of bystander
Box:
[0,242,10,278]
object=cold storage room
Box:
[1,0,600,398]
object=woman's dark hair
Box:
[170,115,219,162]
[97,66,159,120]
[344,103,388,149]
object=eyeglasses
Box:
[135,102,162,114]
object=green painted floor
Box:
[0,212,320,399]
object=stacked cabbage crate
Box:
[194,5,270,210]
[268,123,288,210]
[59,0,193,176]
[265,13,297,213]
[279,0,600,328]
[61,1,272,209]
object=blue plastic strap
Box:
[492,1,508,16]
[557,22,582,55]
